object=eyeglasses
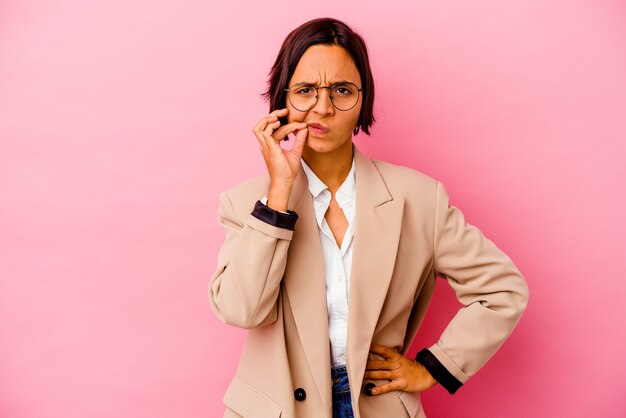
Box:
[284,82,363,112]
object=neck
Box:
[302,140,354,192]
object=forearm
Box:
[429,180,530,392]
[209,195,298,329]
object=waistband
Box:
[331,365,348,378]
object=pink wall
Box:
[1,1,625,417]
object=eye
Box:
[334,85,353,95]
[294,86,314,95]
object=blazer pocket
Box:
[223,376,282,418]
[398,390,424,418]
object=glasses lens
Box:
[330,83,359,110]
[289,85,317,111]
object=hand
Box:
[364,344,438,395]
[253,108,308,189]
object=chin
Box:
[305,134,351,154]
[305,140,337,154]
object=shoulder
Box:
[370,158,440,197]
[367,158,449,222]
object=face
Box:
[286,44,363,155]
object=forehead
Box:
[290,44,361,85]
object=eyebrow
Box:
[291,80,352,87]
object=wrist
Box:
[425,369,438,387]
[415,348,461,394]
[267,185,292,212]
[413,359,438,390]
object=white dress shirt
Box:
[261,157,356,367]
[300,158,356,367]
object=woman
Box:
[209,17,529,418]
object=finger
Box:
[264,125,291,157]
[363,370,394,380]
[260,108,287,129]
[290,127,308,156]
[263,120,281,135]
[269,108,288,117]
[263,121,282,145]
[369,381,402,396]
[264,108,288,121]
[254,120,280,152]
[264,113,279,125]
[365,360,393,370]
[369,344,399,360]
[254,109,286,133]
[253,126,269,153]
[273,122,307,141]
[254,116,271,133]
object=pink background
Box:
[1,1,625,417]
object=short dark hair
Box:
[261,17,375,136]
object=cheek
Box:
[287,108,307,124]
[352,108,361,124]
[342,107,361,131]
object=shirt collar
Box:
[300,157,356,200]
[336,160,356,201]
[300,158,327,199]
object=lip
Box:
[307,122,329,135]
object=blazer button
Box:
[364,382,376,397]
[294,387,306,401]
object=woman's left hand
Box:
[364,344,438,395]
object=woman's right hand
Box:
[253,108,308,211]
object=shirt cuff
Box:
[260,196,291,215]
[415,348,463,394]
[251,199,298,231]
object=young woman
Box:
[209,17,529,418]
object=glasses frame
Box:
[284,82,363,112]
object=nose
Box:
[311,87,334,115]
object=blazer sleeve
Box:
[208,192,297,329]
[418,181,529,394]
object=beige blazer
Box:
[209,145,529,418]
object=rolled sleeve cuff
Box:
[416,348,465,394]
[250,200,298,231]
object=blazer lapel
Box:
[347,146,405,409]
[283,165,332,412]
[283,146,405,414]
